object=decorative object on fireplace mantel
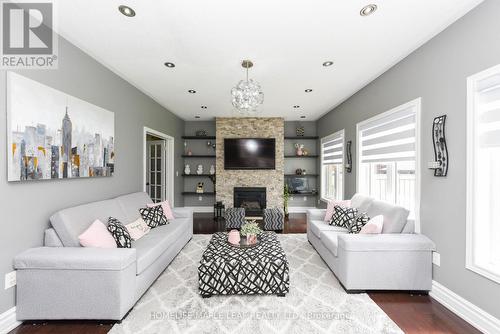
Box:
[345,140,352,173]
[429,115,448,177]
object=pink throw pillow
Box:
[126,217,151,241]
[78,219,117,248]
[360,215,384,234]
[324,200,351,221]
[147,200,174,220]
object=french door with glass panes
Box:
[147,140,165,203]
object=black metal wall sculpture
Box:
[345,140,352,173]
[432,115,448,176]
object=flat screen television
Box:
[224,138,276,170]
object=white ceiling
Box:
[55,0,483,121]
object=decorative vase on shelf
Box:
[228,230,240,245]
[294,143,304,156]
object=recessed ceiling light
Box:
[360,4,377,16]
[195,116,201,119]
[322,61,334,67]
[164,62,175,68]
[300,116,306,119]
[118,5,136,17]
[188,90,196,94]
[305,89,313,93]
[201,106,207,109]
[293,105,300,108]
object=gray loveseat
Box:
[307,194,435,292]
[14,192,193,320]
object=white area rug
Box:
[110,234,402,334]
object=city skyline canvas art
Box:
[7,72,115,182]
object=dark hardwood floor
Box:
[10,213,480,334]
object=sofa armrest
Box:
[306,209,326,222]
[14,247,136,271]
[172,207,194,219]
[338,234,436,252]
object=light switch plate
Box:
[432,252,441,266]
[5,271,16,289]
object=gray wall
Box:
[0,37,184,314]
[317,0,500,318]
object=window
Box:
[357,98,420,227]
[466,64,500,283]
[321,129,344,201]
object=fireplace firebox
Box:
[234,187,266,217]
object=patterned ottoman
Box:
[198,232,290,297]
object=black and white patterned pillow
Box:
[107,217,132,248]
[139,205,168,228]
[348,213,370,234]
[330,205,358,228]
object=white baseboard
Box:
[288,207,316,213]
[430,280,500,333]
[0,307,21,334]
[183,206,213,213]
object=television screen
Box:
[224,138,276,170]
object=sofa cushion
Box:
[366,200,410,233]
[50,199,127,247]
[44,228,63,247]
[350,194,374,213]
[107,217,132,248]
[319,231,347,256]
[78,219,117,248]
[331,205,358,228]
[309,219,348,239]
[116,192,153,222]
[133,217,189,274]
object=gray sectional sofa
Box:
[14,192,193,321]
[307,194,435,292]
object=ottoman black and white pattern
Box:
[198,232,290,297]
[224,207,245,229]
[263,207,284,231]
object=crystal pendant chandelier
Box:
[231,60,264,114]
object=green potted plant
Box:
[283,184,291,218]
[240,221,262,245]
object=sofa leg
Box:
[409,290,429,296]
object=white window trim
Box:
[320,129,345,202]
[355,98,421,233]
[466,64,500,284]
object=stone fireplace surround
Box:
[215,117,284,210]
